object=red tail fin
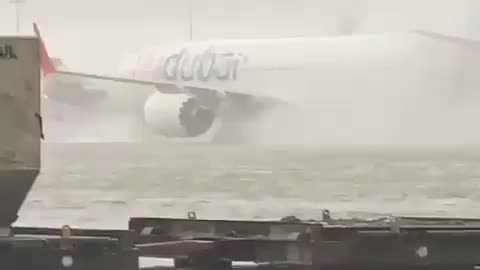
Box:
[33,23,56,77]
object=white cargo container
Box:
[0,36,41,232]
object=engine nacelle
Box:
[143,91,216,137]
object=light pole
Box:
[187,0,193,40]
[9,0,26,33]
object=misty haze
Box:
[3,0,480,229]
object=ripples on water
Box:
[15,142,480,229]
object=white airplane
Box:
[34,23,480,144]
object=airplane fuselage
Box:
[116,32,463,103]
[42,31,480,143]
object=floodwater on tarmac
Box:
[15,142,480,229]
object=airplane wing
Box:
[33,23,285,108]
[413,30,480,48]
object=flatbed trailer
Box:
[7,213,480,269]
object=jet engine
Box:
[143,91,217,137]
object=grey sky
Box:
[1,0,479,72]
